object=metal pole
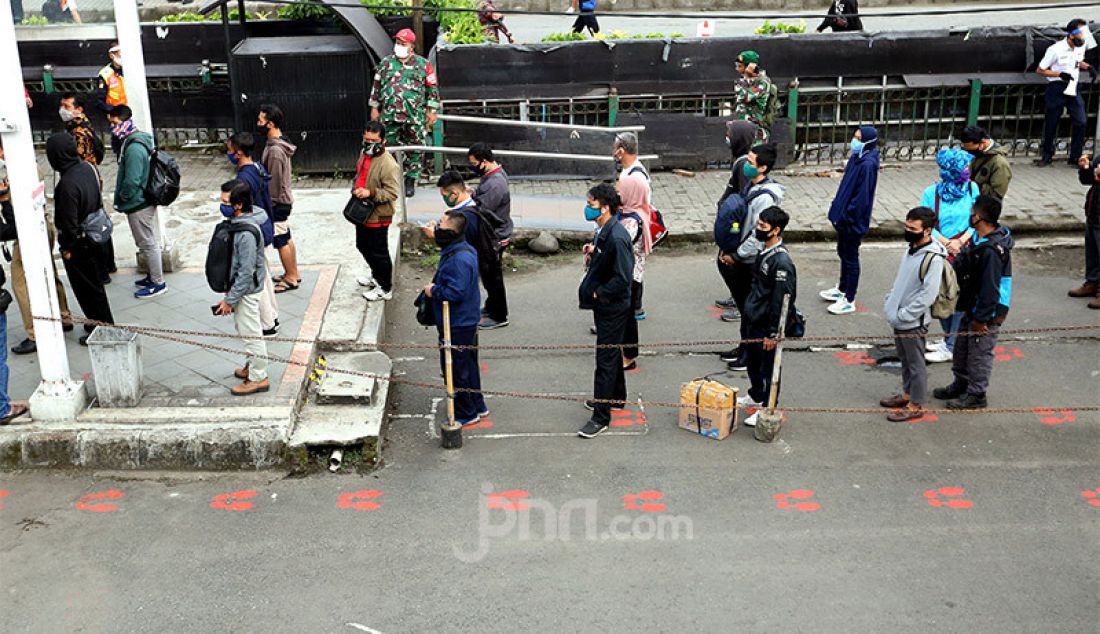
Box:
[440,300,463,449]
[396,149,407,224]
[0,0,84,413]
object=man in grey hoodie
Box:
[214,180,270,396]
[880,206,946,422]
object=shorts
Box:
[272,203,292,248]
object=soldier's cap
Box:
[395,28,417,43]
[736,50,760,66]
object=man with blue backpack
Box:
[227,131,280,338]
[568,0,600,35]
[713,143,785,371]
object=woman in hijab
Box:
[617,173,653,371]
[920,148,979,363]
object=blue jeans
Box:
[940,311,964,353]
[0,312,9,416]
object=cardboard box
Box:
[678,380,739,440]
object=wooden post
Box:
[754,294,790,443]
[412,0,425,56]
[440,300,463,448]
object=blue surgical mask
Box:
[584,205,602,222]
[227,151,240,166]
[220,203,235,218]
[742,162,760,178]
[850,138,865,155]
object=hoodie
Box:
[828,126,880,236]
[968,143,1012,200]
[734,179,786,263]
[225,208,268,306]
[954,226,1014,324]
[262,136,297,206]
[883,238,947,330]
[720,120,758,203]
[47,133,102,251]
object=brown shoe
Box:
[234,364,250,380]
[231,379,270,396]
[1068,282,1099,298]
[887,407,926,422]
[879,393,910,408]
[1089,294,1100,310]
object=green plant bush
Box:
[277,0,333,20]
[754,20,806,35]
[21,15,49,25]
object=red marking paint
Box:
[854,301,869,313]
[924,486,971,509]
[622,491,667,513]
[909,414,939,423]
[479,363,490,376]
[76,490,125,513]
[609,410,647,427]
[639,503,668,513]
[1033,408,1077,426]
[706,306,725,319]
[992,346,1025,362]
[337,490,383,511]
[486,490,530,511]
[0,489,8,510]
[832,351,876,365]
[463,420,494,430]
[210,490,257,511]
[773,489,820,512]
[1082,488,1100,507]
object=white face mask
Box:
[394,44,410,58]
[110,53,121,66]
[59,107,77,123]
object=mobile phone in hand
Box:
[211,304,221,316]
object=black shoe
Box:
[79,334,90,346]
[715,297,737,309]
[404,176,416,198]
[11,339,36,355]
[62,323,74,332]
[727,356,748,372]
[1033,158,1053,167]
[719,348,743,362]
[577,419,609,438]
[100,276,111,285]
[946,392,987,410]
[263,326,279,338]
[932,382,967,400]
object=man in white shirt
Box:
[1035,19,1094,166]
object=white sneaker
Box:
[925,339,940,353]
[363,288,393,302]
[736,394,761,408]
[357,276,378,289]
[827,298,857,315]
[742,411,760,427]
[819,287,845,302]
[924,343,953,363]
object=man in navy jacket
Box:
[821,125,880,315]
[425,211,488,426]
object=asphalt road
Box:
[1,242,1098,633]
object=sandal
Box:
[273,279,301,293]
[0,403,29,425]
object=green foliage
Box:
[362,0,410,18]
[157,9,256,22]
[20,15,49,25]
[540,30,681,42]
[277,0,334,20]
[754,19,806,35]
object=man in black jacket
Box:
[47,133,114,345]
[740,206,797,427]
[577,184,634,439]
[1069,153,1100,309]
[468,143,512,330]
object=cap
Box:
[737,50,760,66]
[395,28,417,43]
[108,45,121,54]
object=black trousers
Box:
[10,0,23,21]
[717,256,753,352]
[623,280,643,360]
[438,325,487,423]
[1041,81,1087,162]
[63,241,114,329]
[745,326,780,404]
[480,242,508,321]
[571,11,600,34]
[591,303,630,425]
[97,237,116,278]
[356,224,392,292]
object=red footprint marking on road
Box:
[853,301,869,313]
[0,489,8,510]
[210,490,257,511]
[486,490,530,511]
[623,490,667,513]
[992,346,1025,362]
[773,489,820,512]
[1033,408,1077,426]
[479,363,490,376]
[610,410,647,427]
[337,490,383,511]
[832,351,876,365]
[924,486,973,509]
[76,490,125,513]
[706,305,725,319]
[1081,488,1100,508]
[908,414,939,424]
[463,419,494,430]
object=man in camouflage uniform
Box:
[369,28,441,198]
[732,50,773,143]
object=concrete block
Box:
[316,351,390,405]
[28,381,88,422]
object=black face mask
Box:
[969,215,981,229]
[904,230,925,244]
[434,228,460,249]
[754,228,772,243]
[471,163,486,176]
[255,124,270,138]
[1071,36,1085,47]
[966,148,983,158]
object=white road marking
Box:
[346,624,385,634]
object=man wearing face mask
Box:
[467,143,511,329]
[60,93,114,283]
[369,29,440,199]
[933,195,1014,410]
[959,126,1012,200]
[353,122,402,302]
[880,207,946,422]
[212,180,270,396]
[257,104,300,294]
[226,132,279,334]
[1035,19,1094,167]
[423,211,488,426]
[577,184,634,439]
[425,171,495,280]
[732,50,774,143]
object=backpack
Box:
[464,205,500,260]
[713,185,777,253]
[145,147,181,207]
[919,251,960,320]
[762,82,780,129]
[205,220,263,293]
[626,165,668,246]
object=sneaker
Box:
[925,339,940,353]
[924,343,953,363]
[720,307,741,322]
[737,394,762,409]
[577,419,608,438]
[827,298,856,315]
[478,317,510,330]
[719,348,743,362]
[933,382,968,400]
[819,287,845,302]
[715,297,737,309]
[634,309,646,321]
[742,411,761,427]
[134,282,167,299]
[357,276,379,289]
[457,416,481,426]
[134,276,154,288]
[946,392,987,410]
[363,287,393,302]
[727,357,748,372]
[478,408,491,419]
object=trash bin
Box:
[86,326,143,408]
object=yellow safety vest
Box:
[98,65,127,107]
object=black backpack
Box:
[146,147,181,206]
[463,205,499,259]
[205,220,263,293]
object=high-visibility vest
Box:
[98,65,127,107]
